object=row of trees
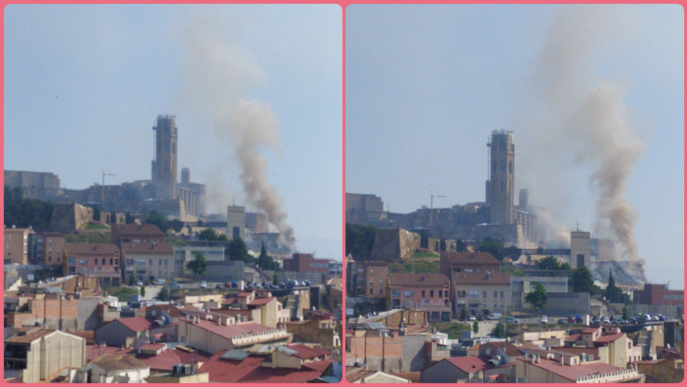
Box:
[4,186,54,231]
[346,223,377,258]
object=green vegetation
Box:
[86,223,110,230]
[105,286,139,302]
[479,237,504,261]
[346,223,378,258]
[165,235,186,246]
[460,306,468,321]
[125,212,134,224]
[501,263,524,276]
[430,322,472,339]
[537,256,572,271]
[187,252,208,277]
[455,239,466,252]
[572,266,601,295]
[66,232,111,244]
[143,211,183,234]
[525,282,548,310]
[472,321,480,335]
[258,242,280,271]
[492,322,507,338]
[4,186,54,231]
[157,287,170,301]
[228,237,255,263]
[198,228,229,242]
[389,261,440,274]
[140,285,146,298]
[412,250,440,259]
[605,269,629,303]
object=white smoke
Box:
[179,14,296,249]
[517,6,647,279]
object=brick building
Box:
[453,272,511,318]
[387,274,451,322]
[348,261,389,299]
[633,283,684,306]
[31,233,66,265]
[440,251,501,277]
[5,293,79,331]
[282,253,335,273]
[65,243,121,286]
[4,226,32,265]
[122,242,174,282]
[111,224,165,249]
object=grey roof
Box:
[364,322,388,330]
[220,349,249,361]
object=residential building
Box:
[633,283,684,306]
[286,310,341,348]
[177,316,292,354]
[88,354,150,383]
[386,273,451,322]
[563,326,643,367]
[197,344,334,383]
[346,368,412,383]
[94,317,155,348]
[440,251,501,277]
[110,224,165,249]
[64,243,121,286]
[420,356,495,383]
[122,242,174,282]
[453,271,511,318]
[219,290,291,328]
[5,293,79,331]
[4,226,32,265]
[29,232,66,265]
[350,261,389,299]
[282,253,336,274]
[515,352,644,383]
[4,328,86,383]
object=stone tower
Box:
[152,115,178,200]
[488,130,515,225]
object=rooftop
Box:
[180,318,278,341]
[5,328,55,344]
[441,251,500,265]
[388,273,450,287]
[517,356,639,382]
[90,354,149,372]
[122,242,173,254]
[65,243,119,256]
[444,355,493,373]
[106,317,155,333]
[111,224,164,236]
[453,272,510,285]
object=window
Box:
[370,269,374,274]
[79,258,87,265]
[159,259,162,265]
[110,259,113,265]
[380,289,383,295]
[468,291,479,299]
[483,291,487,299]
[149,259,153,266]
[404,290,415,298]
[430,290,434,298]
[115,259,118,265]
[102,258,106,265]
[494,291,498,298]
[164,259,168,266]
[69,257,76,264]
[370,288,373,295]
[136,259,146,266]
[422,290,426,298]
[392,290,401,298]
[500,291,504,299]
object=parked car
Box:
[540,315,548,324]
[505,316,519,324]
[136,280,143,287]
[592,317,601,324]
[200,281,207,289]
[487,313,502,321]
[169,282,181,289]
[215,284,225,289]
[304,280,312,286]
[568,316,576,323]
[468,315,476,321]
[558,318,567,324]
[153,279,166,286]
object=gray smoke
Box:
[180,15,296,249]
[518,6,646,279]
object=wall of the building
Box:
[94,321,141,348]
[420,359,468,383]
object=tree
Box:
[157,287,170,301]
[572,266,601,295]
[198,228,228,242]
[273,273,279,285]
[460,307,468,321]
[537,256,571,271]
[125,212,134,224]
[128,273,136,286]
[479,237,504,261]
[187,252,208,277]
[140,285,146,298]
[472,321,479,335]
[420,231,429,249]
[3,186,54,231]
[622,306,630,320]
[144,211,168,233]
[93,206,101,222]
[504,245,522,261]
[345,223,378,258]
[525,282,548,310]
[455,239,466,252]
[228,237,252,262]
[492,322,507,338]
[168,218,184,233]
[605,269,627,303]
[440,238,447,252]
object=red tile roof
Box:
[149,304,186,318]
[140,343,166,351]
[518,357,637,382]
[482,342,524,357]
[237,292,253,298]
[388,274,450,287]
[453,272,510,285]
[122,242,173,254]
[4,378,24,383]
[442,251,500,265]
[180,318,276,341]
[582,327,600,334]
[109,317,155,333]
[248,297,276,306]
[86,346,135,362]
[5,329,55,343]
[65,243,119,256]
[138,348,211,371]
[550,347,600,357]
[565,333,582,342]
[444,355,492,373]
[593,333,625,343]
[288,344,331,360]
[198,350,332,383]
[112,224,165,236]
[90,354,148,372]
[223,297,238,304]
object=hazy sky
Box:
[346,4,684,287]
[4,4,342,259]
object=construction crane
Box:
[430,190,447,228]
[101,169,117,204]
[102,169,117,186]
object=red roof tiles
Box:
[388,274,450,287]
[441,251,500,265]
[109,317,155,333]
[518,356,637,381]
[444,356,492,373]
[288,344,331,360]
[593,333,625,343]
[453,272,510,285]
[180,318,274,341]
[248,297,276,306]
[138,348,211,371]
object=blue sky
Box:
[346,4,684,287]
[4,5,343,259]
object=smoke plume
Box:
[518,6,646,279]
[180,15,296,249]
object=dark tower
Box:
[488,130,515,224]
[152,115,178,200]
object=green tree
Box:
[273,273,279,285]
[3,186,54,231]
[479,237,504,261]
[345,223,378,258]
[144,211,168,233]
[168,218,184,233]
[605,269,627,303]
[125,212,134,224]
[420,230,429,249]
[198,228,228,242]
[128,273,136,286]
[228,237,250,261]
[455,239,466,252]
[492,322,507,338]
[536,246,544,255]
[537,256,572,271]
[460,307,468,321]
[157,287,170,301]
[140,285,146,298]
[622,306,630,320]
[525,282,548,310]
[93,206,101,222]
[187,252,208,277]
[504,245,522,261]
[572,266,601,295]
[472,321,479,335]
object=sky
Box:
[346,4,684,287]
[4,5,343,259]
